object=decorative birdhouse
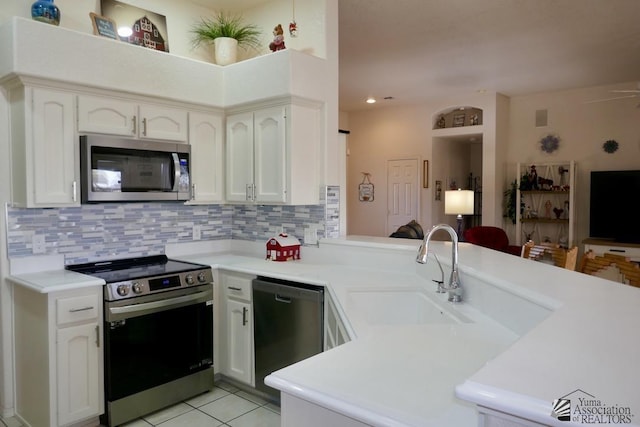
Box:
[266,233,301,261]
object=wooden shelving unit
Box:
[516,161,576,247]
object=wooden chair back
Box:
[521,242,578,271]
[579,250,640,287]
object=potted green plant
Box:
[191,11,261,65]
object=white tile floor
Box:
[0,382,281,427]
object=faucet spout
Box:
[416,224,462,302]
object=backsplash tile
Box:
[6,196,332,265]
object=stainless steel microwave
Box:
[80,135,191,203]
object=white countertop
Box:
[9,237,640,426]
[7,269,105,293]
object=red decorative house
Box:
[266,233,301,261]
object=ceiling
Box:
[192,0,640,112]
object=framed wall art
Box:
[423,160,429,188]
[435,180,442,201]
[100,0,170,52]
[89,12,119,39]
[359,173,374,202]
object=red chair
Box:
[463,226,522,256]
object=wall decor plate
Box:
[603,139,619,153]
[540,134,560,153]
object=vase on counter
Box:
[31,0,60,26]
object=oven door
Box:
[104,284,213,402]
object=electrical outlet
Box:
[192,225,201,240]
[32,234,46,254]
[304,226,318,245]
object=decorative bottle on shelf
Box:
[31,0,60,26]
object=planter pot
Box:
[214,37,238,66]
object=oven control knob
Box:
[185,274,195,285]
[197,272,207,283]
[116,284,129,297]
[132,282,143,294]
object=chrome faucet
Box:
[416,224,463,302]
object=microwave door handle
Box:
[172,152,181,192]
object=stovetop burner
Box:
[66,255,213,301]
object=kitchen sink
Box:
[346,288,471,325]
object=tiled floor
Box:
[0,382,280,427]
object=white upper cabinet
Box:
[226,106,287,203]
[188,111,224,203]
[9,84,80,207]
[226,101,322,205]
[77,94,188,142]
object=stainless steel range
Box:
[67,255,214,427]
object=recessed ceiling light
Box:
[366,97,376,104]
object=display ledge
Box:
[0,17,328,108]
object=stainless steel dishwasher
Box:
[252,276,324,400]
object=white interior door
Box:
[387,159,419,235]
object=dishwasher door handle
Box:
[274,294,292,303]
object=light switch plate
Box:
[304,227,318,245]
[192,225,201,240]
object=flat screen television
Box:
[589,170,640,244]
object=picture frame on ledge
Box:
[100,0,170,52]
[89,12,118,39]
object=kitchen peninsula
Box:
[9,236,640,426]
[169,237,640,426]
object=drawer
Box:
[223,274,253,302]
[57,294,100,326]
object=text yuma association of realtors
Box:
[572,397,634,424]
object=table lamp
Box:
[445,189,474,239]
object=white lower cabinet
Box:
[12,284,104,427]
[324,291,350,351]
[56,322,102,426]
[281,393,370,427]
[219,271,255,386]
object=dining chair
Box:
[579,250,640,287]
[521,242,578,271]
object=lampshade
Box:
[445,189,474,215]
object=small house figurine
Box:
[266,233,301,261]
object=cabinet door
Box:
[254,106,287,203]
[226,112,255,202]
[139,104,188,142]
[77,94,136,136]
[31,88,79,206]
[225,299,253,385]
[189,112,224,203]
[57,322,102,426]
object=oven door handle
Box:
[109,291,210,316]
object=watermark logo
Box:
[551,389,635,424]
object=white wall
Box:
[343,82,640,246]
[506,82,640,248]
[345,91,501,237]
